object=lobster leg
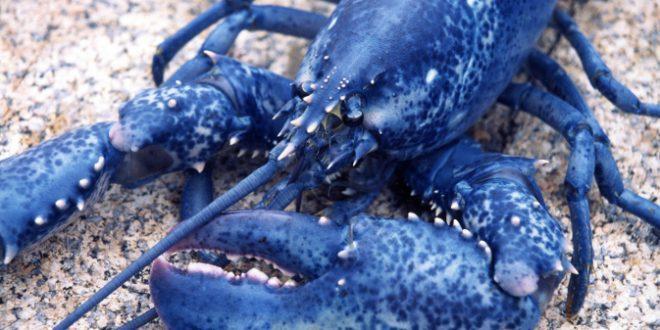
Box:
[155,3,328,86]
[160,10,252,86]
[0,123,124,265]
[322,155,396,223]
[152,0,251,85]
[182,164,237,268]
[527,50,660,228]
[180,167,215,221]
[324,191,381,225]
[553,9,659,117]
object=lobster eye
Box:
[341,93,365,126]
[295,81,317,97]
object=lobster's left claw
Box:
[110,83,243,184]
[150,210,555,329]
[0,123,123,265]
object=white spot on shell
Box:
[290,116,304,127]
[328,16,338,30]
[93,156,105,172]
[79,178,91,189]
[452,220,462,231]
[34,216,46,226]
[55,199,68,210]
[318,216,331,225]
[511,216,521,227]
[425,69,439,84]
[277,144,296,161]
[192,162,206,173]
[306,121,319,134]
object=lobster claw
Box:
[150,210,555,329]
[0,123,123,265]
[403,136,570,299]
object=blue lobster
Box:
[0,0,656,328]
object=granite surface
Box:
[0,0,657,329]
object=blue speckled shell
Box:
[297,0,556,159]
[150,211,545,329]
[0,123,122,260]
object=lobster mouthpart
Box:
[150,211,555,329]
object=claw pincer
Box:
[0,123,123,265]
[404,136,570,299]
[150,210,555,329]
[110,54,292,185]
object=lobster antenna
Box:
[55,159,280,329]
[117,308,159,330]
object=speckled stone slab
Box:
[0,1,657,329]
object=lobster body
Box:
[296,0,557,158]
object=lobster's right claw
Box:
[150,210,556,329]
[0,123,123,265]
